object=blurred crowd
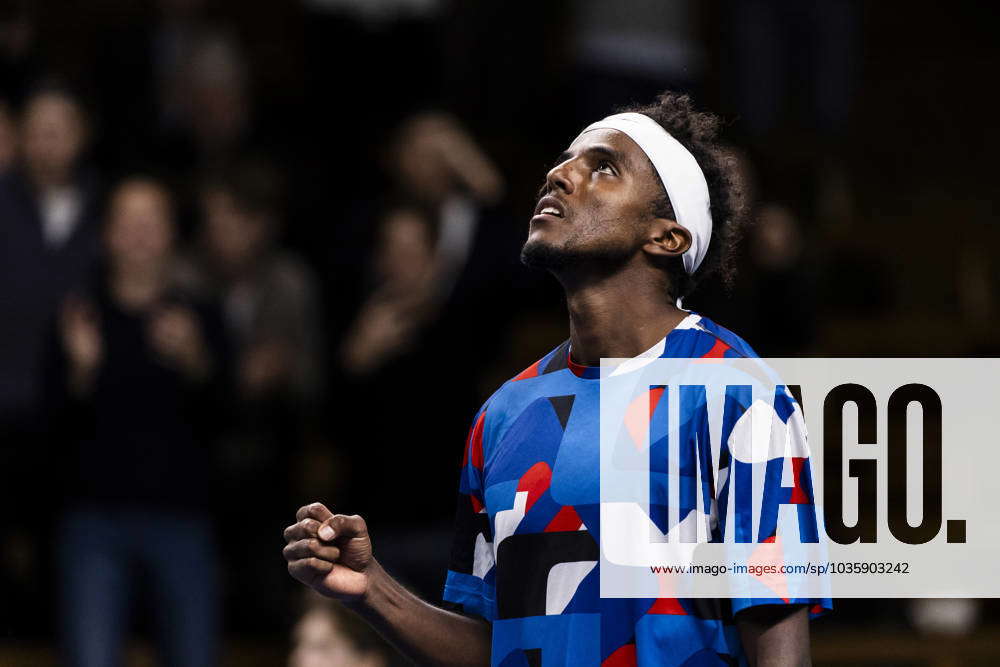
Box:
[0,0,996,665]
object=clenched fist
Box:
[283,503,374,602]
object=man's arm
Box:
[283,502,492,667]
[737,604,811,667]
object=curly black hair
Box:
[619,92,749,302]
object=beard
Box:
[520,233,633,274]
[520,236,574,270]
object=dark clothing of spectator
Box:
[0,168,102,424]
[48,275,229,665]
[58,507,218,667]
[50,278,230,510]
[0,168,102,637]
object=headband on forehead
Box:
[579,112,712,276]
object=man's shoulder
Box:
[506,339,573,383]
[479,339,574,415]
[671,313,760,359]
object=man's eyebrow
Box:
[553,150,573,166]
[585,144,628,166]
[551,144,629,169]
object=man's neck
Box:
[561,263,688,366]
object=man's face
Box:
[22,93,85,185]
[522,128,664,272]
[202,190,267,273]
[106,181,174,271]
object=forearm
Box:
[346,559,491,666]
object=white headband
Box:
[578,112,712,275]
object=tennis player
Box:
[283,92,829,666]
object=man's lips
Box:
[532,194,566,222]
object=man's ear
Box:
[644,218,692,260]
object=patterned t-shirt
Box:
[443,313,830,666]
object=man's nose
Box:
[545,159,576,195]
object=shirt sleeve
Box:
[728,386,833,619]
[442,404,497,621]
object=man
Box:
[0,85,102,635]
[284,92,829,666]
[0,86,101,438]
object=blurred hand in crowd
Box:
[148,305,211,380]
[393,112,503,206]
[59,296,102,395]
[240,339,291,398]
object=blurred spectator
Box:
[722,0,859,145]
[686,144,827,357]
[175,159,326,631]
[338,207,437,376]
[698,202,820,356]
[168,30,253,169]
[0,1,41,106]
[332,113,522,599]
[96,8,267,187]
[0,99,15,172]
[289,593,390,667]
[0,85,101,425]
[571,0,704,122]
[720,0,860,229]
[185,161,324,405]
[94,0,214,169]
[0,85,101,634]
[339,112,502,376]
[49,177,227,666]
[747,203,818,354]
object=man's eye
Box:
[595,161,615,175]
